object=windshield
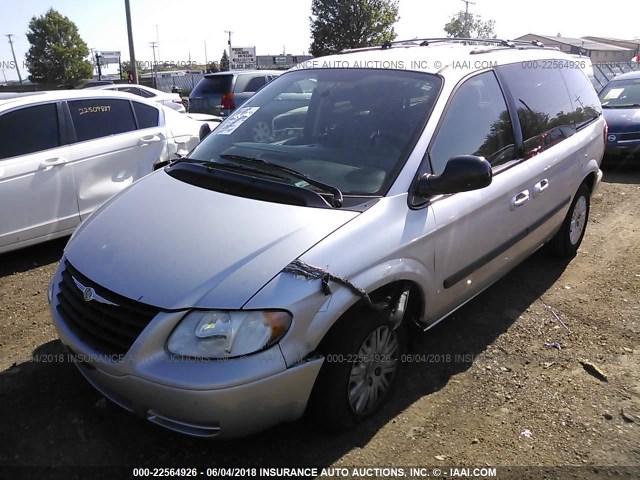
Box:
[188,68,441,197]
[599,79,640,108]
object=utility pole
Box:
[156,25,160,62]
[460,0,476,38]
[6,34,23,84]
[124,0,138,84]
[95,52,102,80]
[150,41,158,88]
[204,41,208,70]
[225,30,233,68]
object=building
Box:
[256,54,314,70]
[582,37,640,61]
[515,34,633,63]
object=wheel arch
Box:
[314,279,425,354]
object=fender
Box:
[245,257,436,367]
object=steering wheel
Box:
[368,129,407,153]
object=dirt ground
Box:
[0,165,638,480]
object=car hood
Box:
[65,170,359,310]
[603,107,640,133]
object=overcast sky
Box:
[0,0,638,81]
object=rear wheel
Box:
[548,183,591,258]
[309,305,407,431]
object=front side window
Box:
[187,69,441,197]
[429,71,516,174]
[498,63,575,159]
[0,103,60,160]
[68,99,137,142]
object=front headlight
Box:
[167,310,291,359]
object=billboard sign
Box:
[230,47,256,68]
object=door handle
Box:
[137,135,162,145]
[533,178,549,197]
[510,190,530,210]
[38,157,66,170]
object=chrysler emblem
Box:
[83,287,95,302]
[72,276,118,306]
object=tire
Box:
[548,183,590,258]
[309,305,407,431]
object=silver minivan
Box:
[49,39,605,438]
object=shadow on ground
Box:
[0,247,570,473]
[0,237,67,279]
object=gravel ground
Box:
[0,166,638,480]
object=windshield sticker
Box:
[214,107,260,135]
[603,88,623,100]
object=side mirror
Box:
[415,155,492,196]
[199,123,212,141]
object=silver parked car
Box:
[49,39,605,438]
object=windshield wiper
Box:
[220,154,344,207]
[602,103,640,108]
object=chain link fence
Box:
[592,62,640,90]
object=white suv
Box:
[49,39,605,438]
[0,90,206,254]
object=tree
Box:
[444,11,497,39]
[310,0,399,57]
[25,8,92,85]
[207,61,219,73]
[220,51,230,71]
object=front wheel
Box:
[548,183,591,258]
[309,306,407,431]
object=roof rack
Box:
[340,38,548,54]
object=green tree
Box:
[310,0,399,57]
[444,11,497,38]
[220,51,230,71]
[207,61,219,73]
[25,8,92,85]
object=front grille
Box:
[56,260,161,357]
[617,131,640,142]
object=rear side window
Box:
[0,103,60,160]
[193,75,233,95]
[498,63,575,159]
[69,99,137,142]
[243,76,266,92]
[560,68,602,128]
[132,101,160,129]
[117,86,142,96]
[137,88,155,98]
[429,71,516,174]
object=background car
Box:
[0,90,208,254]
[188,70,281,116]
[599,70,640,161]
[75,80,114,89]
[87,83,186,113]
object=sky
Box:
[0,0,638,82]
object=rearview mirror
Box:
[415,155,492,196]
